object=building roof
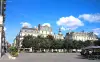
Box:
[22,27,37,30]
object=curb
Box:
[6,53,17,60]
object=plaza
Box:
[0,53,100,62]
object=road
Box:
[0,53,100,62]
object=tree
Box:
[64,40,73,52]
[32,36,42,50]
[40,38,48,49]
[22,35,34,48]
[47,35,54,40]
[77,40,84,49]
[9,46,18,57]
[54,39,64,49]
[94,39,100,46]
[84,40,92,47]
[9,46,18,53]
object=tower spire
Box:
[59,28,61,33]
[58,27,62,35]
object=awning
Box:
[84,46,100,49]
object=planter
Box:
[8,53,17,60]
[10,52,18,57]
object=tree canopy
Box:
[22,35,100,51]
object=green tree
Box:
[22,35,34,48]
[84,40,92,47]
[94,39,100,46]
[54,39,64,49]
[72,40,78,49]
[40,38,47,49]
[9,46,18,53]
[64,40,73,52]
[31,35,47,52]
[9,46,18,57]
[32,36,41,50]
[46,35,55,49]
[77,40,84,49]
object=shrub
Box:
[9,46,18,57]
[11,52,18,57]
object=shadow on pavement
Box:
[74,55,87,59]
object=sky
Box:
[5,0,100,44]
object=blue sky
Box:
[5,0,100,44]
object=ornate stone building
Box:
[54,28,64,40]
[38,24,53,37]
[14,24,53,48]
[14,24,65,48]
[65,32,98,41]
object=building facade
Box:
[14,24,65,48]
[5,41,10,53]
[0,0,6,58]
[18,27,39,48]
[14,24,53,48]
[65,32,98,41]
[38,24,53,37]
[54,28,64,40]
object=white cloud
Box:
[93,28,100,35]
[61,26,66,31]
[42,23,51,27]
[34,26,38,29]
[79,13,100,22]
[20,22,32,28]
[4,27,6,31]
[57,16,84,30]
[34,26,37,28]
[61,26,74,31]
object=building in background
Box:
[16,27,39,48]
[0,0,6,58]
[14,24,53,48]
[65,31,98,41]
[54,28,64,40]
[5,41,10,53]
[38,24,53,37]
[14,24,64,48]
[13,38,17,47]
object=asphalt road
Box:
[0,53,100,62]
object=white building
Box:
[15,24,53,48]
[65,32,98,41]
[14,24,65,48]
[20,27,39,37]
[16,27,38,48]
[54,28,64,40]
[38,24,53,37]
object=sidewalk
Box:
[0,53,16,60]
[0,53,9,60]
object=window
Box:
[25,30,27,32]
